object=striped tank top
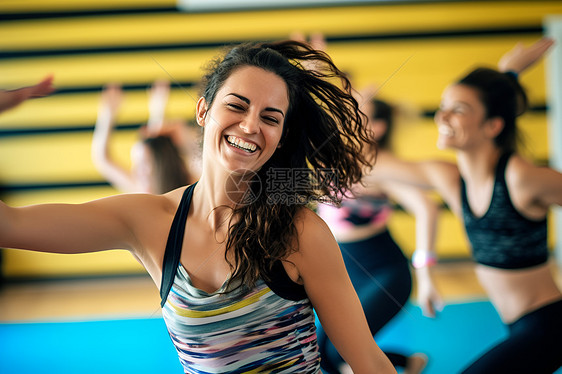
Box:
[160,183,321,373]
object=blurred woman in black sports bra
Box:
[369,38,562,373]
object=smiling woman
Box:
[366,38,562,373]
[196,66,288,175]
[0,40,396,374]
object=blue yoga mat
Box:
[1,301,560,374]
[0,317,183,374]
[376,300,562,373]
[375,300,506,373]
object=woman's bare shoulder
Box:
[505,153,546,192]
[506,154,562,210]
[293,206,339,255]
[160,186,190,210]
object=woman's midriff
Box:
[475,262,562,324]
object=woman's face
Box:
[434,84,491,151]
[197,66,289,174]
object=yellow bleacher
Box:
[0,0,559,278]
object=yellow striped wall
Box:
[0,1,559,278]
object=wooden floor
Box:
[1,261,561,322]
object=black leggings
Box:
[462,298,562,374]
[316,230,412,373]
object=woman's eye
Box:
[227,103,244,110]
[263,116,279,124]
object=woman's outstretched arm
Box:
[365,153,463,216]
[0,192,172,257]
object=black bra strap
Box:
[160,183,197,307]
[495,151,513,184]
[264,260,307,301]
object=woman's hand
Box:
[98,83,123,124]
[0,75,55,114]
[146,80,170,134]
[498,37,555,74]
[415,266,444,318]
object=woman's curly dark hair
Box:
[199,39,376,288]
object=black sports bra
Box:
[461,152,548,269]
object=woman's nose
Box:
[435,109,448,123]
[240,115,260,134]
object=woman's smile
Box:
[225,135,259,153]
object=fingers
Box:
[149,79,170,99]
[309,32,327,52]
[98,83,123,120]
[289,31,327,52]
[526,37,555,64]
[101,83,123,103]
[422,301,436,318]
[289,31,307,44]
[498,37,555,73]
[30,75,55,98]
[419,293,444,318]
[523,37,555,64]
[433,297,445,314]
[147,80,171,134]
[531,37,555,53]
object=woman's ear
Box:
[195,97,208,127]
[485,116,505,139]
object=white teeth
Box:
[438,126,454,136]
[227,135,257,152]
